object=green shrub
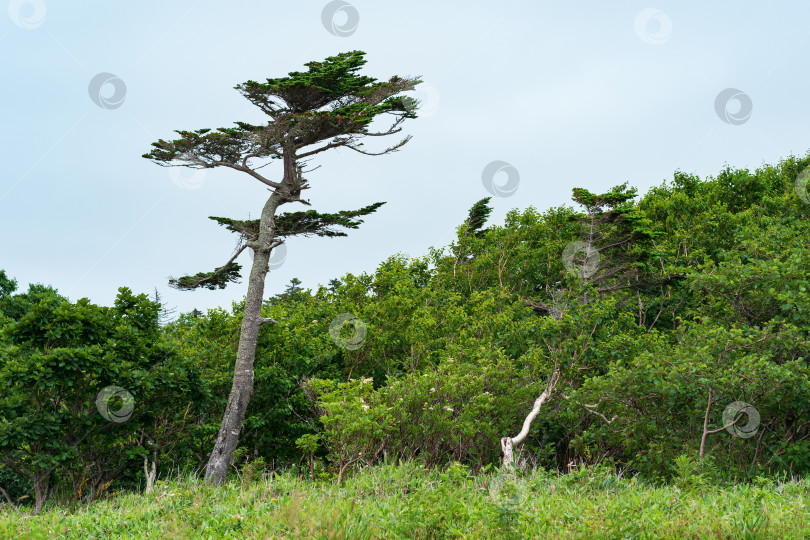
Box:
[308,349,535,471]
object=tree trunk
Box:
[204,153,292,485]
[699,388,713,461]
[33,473,50,514]
[501,368,559,471]
[144,449,158,494]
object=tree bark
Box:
[204,153,292,485]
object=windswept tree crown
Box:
[142,50,421,187]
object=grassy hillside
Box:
[2,461,809,539]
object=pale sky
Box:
[2,1,809,315]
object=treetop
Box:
[142,51,421,176]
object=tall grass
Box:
[2,461,809,538]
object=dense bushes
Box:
[1,154,809,511]
[0,288,202,511]
[307,349,537,471]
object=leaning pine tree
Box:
[143,51,420,485]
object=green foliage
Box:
[0,287,200,509]
[155,153,810,481]
[142,51,419,167]
[464,197,493,237]
[671,454,721,493]
[237,51,418,119]
[305,377,393,473]
[568,182,659,292]
[0,277,63,322]
[6,150,810,514]
[168,262,242,291]
[0,271,16,299]
[0,462,29,504]
[294,434,321,456]
[210,202,387,240]
[180,201,386,293]
[372,351,535,468]
[569,156,810,478]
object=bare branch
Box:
[337,454,364,484]
[501,368,560,471]
[0,485,17,510]
[226,163,285,190]
[360,116,406,136]
[511,369,560,445]
[345,136,411,156]
[222,244,248,269]
[297,139,351,158]
[699,387,747,460]
[583,403,618,425]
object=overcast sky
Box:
[2,1,809,315]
